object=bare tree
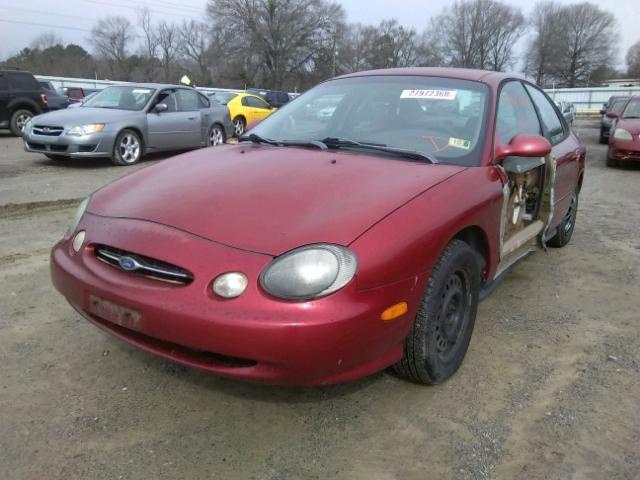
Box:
[552,3,617,87]
[427,0,524,71]
[90,16,136,80]
[626,41,640,78]
[178,20,213,85]
[525,1,562,85]
[137,7,160,81]
[30,32,63,50]
[156,21,179,82]
[207,0,345,89]
[360,19,419,69]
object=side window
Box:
[524,84,565,144]
[245,96,270,109]
[155,90,177,112]
[8,73,39,90]
[176,89,200,112]
[495,81,541,144]
[197,93,209,109]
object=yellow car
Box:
[210,92,276,137]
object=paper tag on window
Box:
[448,137,471,150]
[400,90,457,100]
[132,89,151,94]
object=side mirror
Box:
[245,118,263,132]
[495,134,552,162]
[606,111,619,119]
[154,103,168,113]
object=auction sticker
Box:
[132,89,151,94]
[400,89,457,100]
[448,137,471,150]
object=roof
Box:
[334,67,525,86]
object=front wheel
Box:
[112,129,143,166]
[208,124,225,146]
[10,109,33,137]
[547,191,578,248]
[394,240,480,384]
[233,117,246,137]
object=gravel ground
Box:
[0,122,638,480]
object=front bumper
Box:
[23,129,114,157]
[608,137,640,162]
[51,214,424,385]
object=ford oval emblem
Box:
[118,256,138,271]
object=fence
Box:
[544,86,640,113]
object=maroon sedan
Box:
[606,96,640,166]
[51,68,585,386]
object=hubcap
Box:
[564,194,577,234]
[118,134,140,163]
[16,113,31,131]
[209,127,224,146]
[434,270,470,361]
[234,119,244,136]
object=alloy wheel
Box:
[118,134,140,163]
[209,126,224,146]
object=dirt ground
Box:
[0,122,638,480]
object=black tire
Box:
[233,116,246,137]
[45,154,67,160]
[547,191,578,248]
[10,109,33,137]
[394,239,480,384]
[606,156,618,168]
[112,129,143,166]
[208,123,226,146]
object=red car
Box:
[51,68,585,386]
[606,96,640,166]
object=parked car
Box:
[23,84,232,165]
[67,91,99,109]
[50,68,585,386]
[0,69,49,136]
[63,86,88,103]
[246,88,291,108]
[599,96,630,144]
[555,101,575,126]
[208,91,275,136]
[38,81,71,110]
[606,95,640,167]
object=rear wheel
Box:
[208,124,225,146]
[233,116,246,137]
[10,109,33,137]
[394,240,480,384]
[112,129,143,166]
[548,191,578,248]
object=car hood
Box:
[32,107,140,126]
[618,118,640,135]
[89,145,464,255]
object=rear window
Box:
[8,72,39,90]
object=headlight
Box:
[67,196,90,236]
[67,124,105,136]
[260,244,357,300]
[613,128,633,141]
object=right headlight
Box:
[67,196,90,236]
[260,244,357,300]
[613,128,633,141]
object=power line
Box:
[0,18,92,32]
[0,5,97,23]
[83,0,203,17]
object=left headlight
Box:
[613,128,633,141]
[67,124,105,136]
[260,244,357,300]
[67,196,90,236]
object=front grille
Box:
[94,245,194,285]
[33,125,64,136]
[50,145,68,152]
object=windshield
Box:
[82,86,156,111]
[609,99,628,113]
[211,92,238,105]
[251,75,490,166]
[621,98,640,119]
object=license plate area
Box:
[88,294,142,330]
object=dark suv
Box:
[0,69,49,136]
[246,88,291,108]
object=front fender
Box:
[350,166,504,291]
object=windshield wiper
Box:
[320,137,438,164]
[239,133,328,150]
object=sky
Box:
[0,0,637,71]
